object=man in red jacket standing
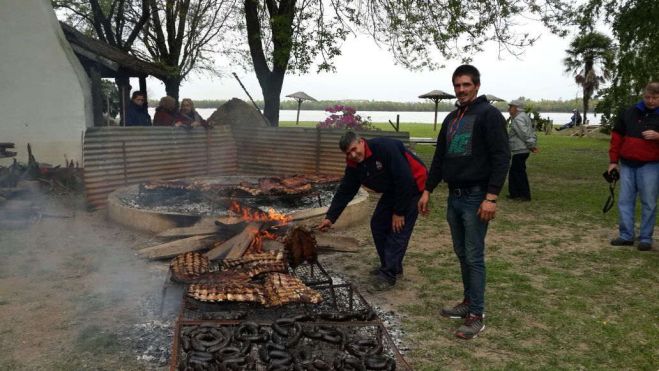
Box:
[608,82,659,251]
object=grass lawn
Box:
[304,122,658,370]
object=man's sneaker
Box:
[440,300,470,319]
[610,237,634,246]
[455,313,485,339]
[638,242,652,251]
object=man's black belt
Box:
[449,185,485,197]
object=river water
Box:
[151,109,601,126]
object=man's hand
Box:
[531,147,539,153]
[418,190,430,216]
[392,214,405,233]
[608,163,618,174]
[317,218,333,232]
[642,130,659,141]
[477,194,497,222]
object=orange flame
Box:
[229,200,292,225]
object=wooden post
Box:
[433,99,439,131]
[88,67,104,127]
[396,114,400,132]
[295,99,302,125]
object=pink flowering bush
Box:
[317,105,374,130]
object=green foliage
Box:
[563,31,615,124]
[577,0,659,129]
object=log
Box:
[206,222,262,261]
[137,235,218,260]
[315,234,360,253]
[157,225,220,238]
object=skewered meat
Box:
[170,252,210,283]
[263,273,323,307]
[284,226,318,268]
[187,282,267,304]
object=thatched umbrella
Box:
[419,90,456,131]
[485,94,505,103]
[285,91,318,125]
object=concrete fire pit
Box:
[107,175,369,233]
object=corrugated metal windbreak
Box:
[231,126,410,176]
[83,126,237,208]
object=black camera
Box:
[603,168,620,183]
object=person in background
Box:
[418,64,510,340]
[608,81,659,251]
[125,91,151,126]
[153,96,185,126]
[556,109,582,131]
[179,98,208,127]
[318,131,427,291]
[507,99,538,201]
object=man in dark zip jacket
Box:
[607,82,659,251]
[318,131,428,290]
[418,65,510,340]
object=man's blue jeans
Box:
[618,162,659,244]
[446,190,489,316]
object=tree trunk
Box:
[163,78,181,104]
[261,75,284,126]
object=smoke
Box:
[0,184,176,368]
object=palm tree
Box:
[563,32,615,126]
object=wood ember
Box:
[263,273,323,307]
[169,252,210,283]
[284,226,318,268]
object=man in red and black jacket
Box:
[318,131,427,290]
[607,82,659,251]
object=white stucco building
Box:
[0,0,92,165]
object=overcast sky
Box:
[145,22,585,103]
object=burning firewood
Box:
[205,222,263,261]
[138,235,220,260]
[284,226,318,268]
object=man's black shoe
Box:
[370,267,403,278]
[610,237,634,246]
[367,275,395,292]
[638,242,652,251]
[440,300,470,319]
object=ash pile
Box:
[140,194,411,370]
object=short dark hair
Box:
[131,91,146,100]
[452,65,480,85]
[339,131,360,152]
[645,82,659,95]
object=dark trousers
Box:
[370,193,420,283]
[446,190,488,315]
[508,153,531,199]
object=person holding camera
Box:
[607,82,659,251]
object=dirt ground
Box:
[1,190,654,370]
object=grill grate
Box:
[172,320,410,371]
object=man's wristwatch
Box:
[484,198,497,204]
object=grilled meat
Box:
[284,226,318,268]
[170,252,210,283]
[187,282,266,304]
[263,273,323,307]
